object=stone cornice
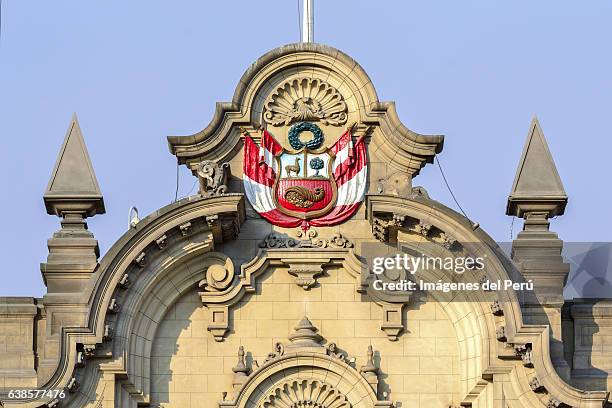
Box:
[1,195,246,407]
[365,193,610,408]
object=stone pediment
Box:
[167,43,444,178]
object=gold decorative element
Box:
[284,157,301,177]
[260,379,351,408]
[264,78,348,126]
[285,186,325,208]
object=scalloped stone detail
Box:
[261,379,351,408]
[264,78,348,126]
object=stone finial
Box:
[232,346,249,376]
[360,345,380,395]
[231,346,249,391]
[508,118,572,382]
[41,114,104,294]
[506,116,567,226]
[287,316,323,347]
[360,345,378,375]
[44,113,105,218]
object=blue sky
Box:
[1,1,611,296]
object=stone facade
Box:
[0,43,610,408]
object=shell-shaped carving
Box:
[261,379,351,408]
[264,78,348,126]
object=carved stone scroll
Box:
[198,253,235,293]
[197,160,230,198]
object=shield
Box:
[274,150,337,219]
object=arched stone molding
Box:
[68,247,223,407]
[167,43,443,177]
[219,317,392,408]
[222,355,384,408]
[365,193,610,408]
[15,195,245,408]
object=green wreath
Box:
[288,122,324,150]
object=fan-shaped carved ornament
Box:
[261,379,351,408]
[264,78,348,126]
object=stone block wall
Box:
[569,299,612,391]
[148,267,461,408]
[0,298,39,389]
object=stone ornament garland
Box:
[288,122,324,151]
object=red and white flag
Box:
[243,128,367,229]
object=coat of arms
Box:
[243,122,367,230]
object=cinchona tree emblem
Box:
[242,122,367,230]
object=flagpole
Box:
[302,0,314,43]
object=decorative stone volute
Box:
[196,160,230,198]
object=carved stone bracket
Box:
[514,344,534,367]
[367,195,463,253]
[286,262,324,290]
[372,213,405,242]
[496,326,507,342]
[529,376,545,393]
[379,303,405,341]
[490,300,504,316]
[206,305,230,342]
[203,212,242,244]
[197,160,230,198]
[440,232,458,250]
[414,221,431,237]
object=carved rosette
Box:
[261,379,351,408]
[264,78,348,126]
